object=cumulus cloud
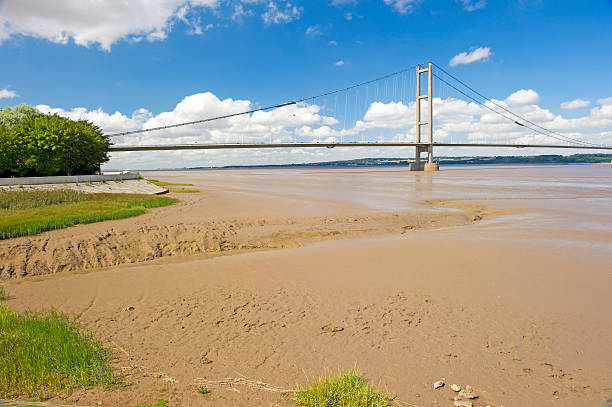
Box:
[0,88,18,99]
[449,47,491,67]
[0,0,304,50]
[505,89,540,106]
[334,60,345,66]
[0,0,219,50]
[560,99,590,110]
[38,87,612,170]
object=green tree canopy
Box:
[0,114,111,177]
[0,104,42,127]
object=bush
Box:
[0,114,111,177]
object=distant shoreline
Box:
[108,153,612,172]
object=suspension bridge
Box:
[108,61,612,171]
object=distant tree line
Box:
[0,104,111,177]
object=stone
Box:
[126,306,135,311]
[450,384,461,392]
[433,379,445,389]
[453,401,473,407]
[458,385,478,399]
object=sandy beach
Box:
[2,165,611,407]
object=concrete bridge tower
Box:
[410,61,439,171]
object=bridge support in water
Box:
[410,62,439,172]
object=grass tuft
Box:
[294,370,389,407]
[0,191,178,239]
[146,179,194,187]
[197,385,210,395]
[0,286,5,301]
[0,303,115,398]
[134,400,168,407]
[168,188,200,193]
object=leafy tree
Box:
[0,104,42,127]
[0,115,111,177]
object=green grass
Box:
[0,286,5,301]
[0,303,115,398]
[168,188,200,193]
[0,189,89,209]
[0,191,178,239]
[294,370,389,407]
[197,385,210,395]
[134,400,168,407]
[146,179,194,187]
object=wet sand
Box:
[2,165,612,407]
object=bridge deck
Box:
[110,142,612,152]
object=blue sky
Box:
[1,0,611,168]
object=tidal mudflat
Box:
[2,164,611,406]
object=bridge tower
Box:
[410,61,439,171]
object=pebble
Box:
[453,400,473,407]
[459,385,478,399]
[433,379,445,389]
[450,384,461,392]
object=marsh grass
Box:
[146,179,194,187]
[0,191,178,239]
[0,303,115,398]
[0,189,88,209]
[294,370,389,407]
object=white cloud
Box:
[231,4,253,22]
[38,87,612,170]
[597,97,612,106]
[457,0,487,11]
[382,0,421,14]
[0,0,219,50]
[560,99,590,110]
[334,60,345,66]
[505,89,539,106]
[328,40,338,46]
[449,47,491,67]
[0,88,18,99]
[262,1,302,25]
[305,24,322,37]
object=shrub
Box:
[0,114,111,177]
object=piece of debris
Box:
[459,385,478,399]
[200,352,213,364]
[126,306,135,311]
[450,384,461,392]
[433,379,445,389]
[322,325,344,333]
[453,400,473,407]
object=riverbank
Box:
[2,165,611,406]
